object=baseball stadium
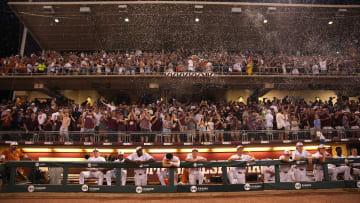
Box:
[0,0,360,202]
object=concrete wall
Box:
[225,89,253,102]
[61,90,100,105]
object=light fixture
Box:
[195,18,200,22]
[264,19,268,24]
[328,21,333,25]
[124,17,129,22]
[54,18,59,23]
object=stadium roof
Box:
[8,1,360,51]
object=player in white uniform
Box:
[261,159,275,183]
[105,151,127,186]
[157,153,180,185]
[332,147,353,180]
[185,148,207,185]
[292,142,312,182]
[348,148,360,178]
[313,144,336,181]
[279,150,293,182]
[227,145,255,184]
[125,146,155,186]
[79,148,106,185]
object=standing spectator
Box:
[37,110,47,130]
[117,113,127,142]
[82,109,97,142]
[276,109,285,140]
[1,109,12,131]
[139,110,151,143]
[264,110,274,140]
[171,113,182,143]
[320,109,333,139]
[151,111,163,143]
[214,113,225,142]
[314,114,321,140]
[60,112,70,142]
[23,113,39,141]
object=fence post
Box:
[169,167,175,186]
[222,166,228,185]
[116,167,122,186]
[275,164,280,183]
[8,167,16,186]
[323,163,329,181]
[62,165,68,185]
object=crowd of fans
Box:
[1,49,359,75]
[0,96,359,143]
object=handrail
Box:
[1,158,360,193]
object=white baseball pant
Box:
[294,168,307,182]
[134,173,147,186]
[79,171,104,185]
[280,171,292,182]
[228,169,246,184]
[189,171,204,185]
[105,169,127,186]
[314,167,337,181]
[333,166,353,180]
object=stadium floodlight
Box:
[54,18,59,23]
[43,5,55,14]
[264,19,268,24]
[328,21,333,25]
[195,18,200,22]
[118,5,127,9]
[195,5,204,9]
[80,7,91,13]
[124,17,129,22]
[231,7,242,13]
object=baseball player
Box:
[260,160,275,183]
[105,151,127,186]
[348,148,360,178]
[227,145,255,184]
[292,142,312,182]
[157,153,180,185]
[313,144,336,181]
[125,146,155,186]
[79,148,106,185]
[185,148,207,185]
[279,150,292,182]
[332,147,353,180]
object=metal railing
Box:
[1,65,359,76]
[1,158,359,193]
[0,129,359,145]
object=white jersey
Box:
[292,150,311,169]
[348,155,360,168]
[279,155,291,172]
[126,152,153,174]
[228,154,253,172]
[186,153,206,174]
[314,151,329,170]
[87,156,106,170]
[261,165,275,181]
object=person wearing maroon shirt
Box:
[82,109,97,142]
[214,113,225,142]
[179,110,187,141]
[139,110,151,143]
[126,110,138,141]
[151,111,163,143]
[334,110,344,139]
[320,109,333,139]
[117,113,127,142]
[306,109,315,140]
[349,112,359,138]
[1,109,12,130]
[23,113,39,141]
[44,116,55,142]
[107,111,118,142]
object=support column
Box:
[19,26,28,57]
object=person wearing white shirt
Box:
[319,58,327,73]
[292,142,312,182]
[125,147,155,186]
[313,144,336,181]
[79,148,106,185]
[312,64,319,74]
[227,145,255,184]
[157,153,180,186]
[279,150,293,182]
[37,110,47,129]
[265,110,274,138]
[348,148,360,177]
[261,162,275,183]
[185,148,207,185]
[101,99,116,112]
[276,109,286,140]
[105,151,127,186]
[332,147,353,180]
